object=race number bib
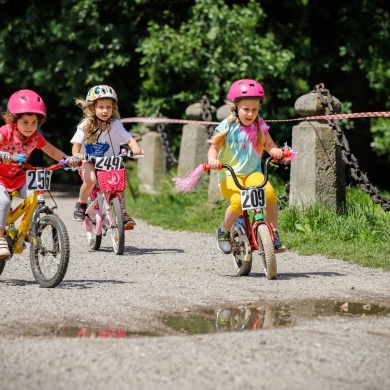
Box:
[94,156,122,171]
[241,188,266,210]
[26,170,53,191]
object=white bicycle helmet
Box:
[86,85,118,102]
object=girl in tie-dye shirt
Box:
[207,79,285,254]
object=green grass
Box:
[125,164,390,271]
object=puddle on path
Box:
[12,300,390,338]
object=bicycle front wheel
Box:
[86,208,102,250]
[230,222,252,276]
[256,224,277,280]
[108,197,125,255]
[30,214,70,288]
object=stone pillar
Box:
[137,123,166,194]
[207,104,230,204]
[289,93,346,212]
[177,103,212,186]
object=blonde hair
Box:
[209,101,265,154]
[75,97,121,144]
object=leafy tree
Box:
[136,0,303,144]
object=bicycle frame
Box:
[78,149,143,255]
[5,160,67,254]
[82,184,124,236]
[6,190,38,254]
[220,156,277,250]
[1,158,73,288]
[240,209,275,253]
[203,148,292,279]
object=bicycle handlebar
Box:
[83,148,144,163]
[21,159,70,171]
[203,149,292,191]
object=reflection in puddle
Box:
[13,300,390,338]
[164,300,390,335]
[51,327,157,338]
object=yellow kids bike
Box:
[0,155,71,288]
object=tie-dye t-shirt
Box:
[215,116,270,184]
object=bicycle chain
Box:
[314,83,390,212]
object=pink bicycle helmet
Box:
[86,85,118,102]
[227,79,266,102]
[7,89,46,117]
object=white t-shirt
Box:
[70,119,133,157]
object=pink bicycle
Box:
[77,149,143,255]
[204,149,293,279]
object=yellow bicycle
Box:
[0,156,71,288]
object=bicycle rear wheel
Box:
[30,214,70,288]
[257,223,277,280]
[108,197,125,255]
[230,222,252,276]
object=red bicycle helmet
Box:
[7,89,46,117]
[227,79,266,102]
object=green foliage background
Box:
[0,0,389,187]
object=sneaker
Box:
[216,225,232,254]
[273,230,286,253]
[73,202,87,221]
[0,237,11,260]
[123,212,136,229]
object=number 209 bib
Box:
[240,188,266,210]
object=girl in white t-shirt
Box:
[70,85,142,227]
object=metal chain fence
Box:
[314,83,390,212]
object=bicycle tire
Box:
[87,231,102,250]
[109,197,125,255]
[86,208,102,250]
[257,223,277,280]
[30,214,70,288]
[230,222,252,276]
[0,259,5,275]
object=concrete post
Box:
[289,93,346,212]
[177,103,211,187]
[137,123,166,194]
[207,104,230,204]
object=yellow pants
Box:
[220,172,277,214]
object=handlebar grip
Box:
[0,152,27,164]
[271,149,292,162]
[202,163,223,172]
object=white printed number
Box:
[241,188,266,210]
[26,170,53,191]
[95,156,122,170]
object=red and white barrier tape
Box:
[121,111,390,126]
[122,117,218,125]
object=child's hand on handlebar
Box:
[207,159,221,170]
[65,155,83,167]
[0,151,13,165]
[130,147,143,156]
[269,147,283,160]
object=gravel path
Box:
[0,193,389,390]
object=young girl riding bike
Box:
[0,89,77,259]
[70,84,142,227]
[207,79,285,255]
